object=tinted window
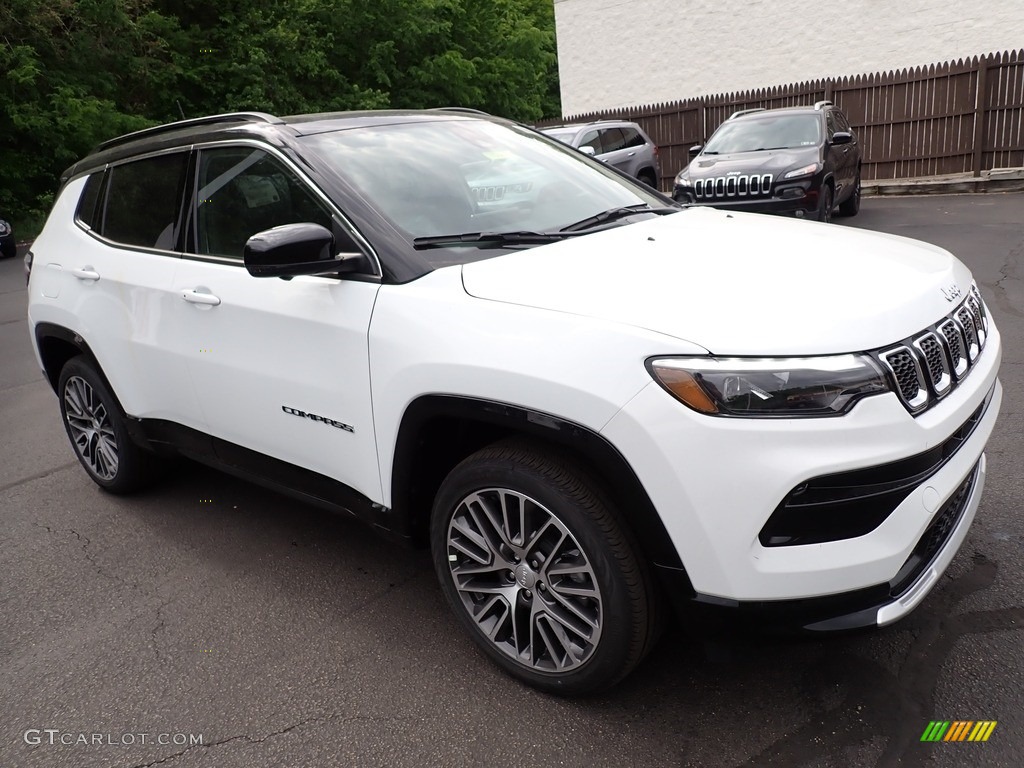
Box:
[621,127,647,149]
[75,173,104,230]
[833,110,852,133]
[102,153,188,249]
[600,128,627,153]
[825,111,837,138]
[193,148,333,260]
[579,130,602,154]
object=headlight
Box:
[782,163,820,180]
[0,220,10,236]
[674,172,691,186]
[647,354,889,417]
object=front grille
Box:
[694,174,773,199]
[888,461,979,597]
[875,287,990,414]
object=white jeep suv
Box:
[26,110,1002,694]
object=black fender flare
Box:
[390,394,688,578]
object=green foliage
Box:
[1,0,561,238]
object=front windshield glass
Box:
[541,129,577,144]
[302,119,668,247]
[703,114,821,154]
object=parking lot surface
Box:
[2,193,1022,767]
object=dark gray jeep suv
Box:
[672,101,861,222]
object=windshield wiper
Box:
[412,230,568,250]
[559,204,679,233]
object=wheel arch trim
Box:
[390,394,688,575]
[34,322,108,394]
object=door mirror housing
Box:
[244,223,367,278]
[578,145,597,157]
[688,144,703,159]
[830,131,853,146]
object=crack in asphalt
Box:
[735,553,1021,767]
[123,713,422,768]
[988,234,1023,319]
[32,521,181,664]
[150,596,179,662]
[33,522,146,595]
[0,461,78,495]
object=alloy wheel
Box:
[446,488,603,673]
[63,375,119,480]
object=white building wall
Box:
[554,0,1024,115]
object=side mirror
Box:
[688,144,703,159]
[831,131,853,146]
[244,223,367,279]
[578,145,597,156]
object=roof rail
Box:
[814,100,834,110]
[95,112,284,152]
[429,107,492,116]
[728,108,766,121]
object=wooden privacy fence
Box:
[540,50,1024,190]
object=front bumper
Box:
[674,178,821,217]
[601,323,1002,629]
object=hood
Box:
[685,147,819,178]
[460,208,973,356]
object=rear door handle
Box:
[71,266,100,281]
[182,288,221,306]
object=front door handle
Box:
[71,266,100,281]
[182,288,221,306]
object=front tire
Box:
[430,440,659,695]
[838,172,861,217]
[816,183,834,223]
[58,357,159,494]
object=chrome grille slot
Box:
[913,332,951,396]
[967,293,986,345]
[955,307,980,361]
[876,291,991,415]
[939,320,968,378]
[694,174,773,199]
[879,347,928,410]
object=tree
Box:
[1,0,561,235]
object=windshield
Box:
[301,119,669,257]
[703,114,821,154]
[541,129,577,144]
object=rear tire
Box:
[430,439,660,695]
[58,357,160,494]
[638,170,658,189]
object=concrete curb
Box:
[863,169,1024,197]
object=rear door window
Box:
[101,153,189,250]
[600,128,627,154]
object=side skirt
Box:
[130,418,407,543]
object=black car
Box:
[0,216,15,259]
[673,101,861,222]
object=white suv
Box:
[26,110,1002,694]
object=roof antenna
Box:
[176,100,186,120]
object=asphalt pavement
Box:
[1,194,1022,768]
